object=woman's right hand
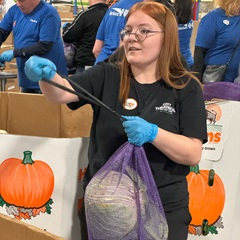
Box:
[24,56,56,82]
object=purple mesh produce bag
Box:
[85,142,168,240]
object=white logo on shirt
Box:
[223,20,229,25]
[109,8,129,17]
[178,22,193,30]
[155,103,176,115]
[30,19,37,23]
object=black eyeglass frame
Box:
[119,28,164,42]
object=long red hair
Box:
[119,2,200,103]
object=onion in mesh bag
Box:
[85,170,147,239]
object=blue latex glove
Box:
[122,116,158,146]
[0,50,14,62]
[62,22,70,30]
[24,56,56,82]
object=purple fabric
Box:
[63,43,76,69]
[85,142,168,240]
[203,82,240,101]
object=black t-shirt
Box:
[68,62,207,212]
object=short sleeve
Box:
[67,63,107,110]
[40,12,61,42]
[179,79,208,143]
[195,10,218,49]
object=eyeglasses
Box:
[120,28,164,42]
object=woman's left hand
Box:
[122,116,158,146]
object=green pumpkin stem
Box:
[189,165,200,174]
[208,169,215,186]
[22,151,35,165]
[202,219,209,236]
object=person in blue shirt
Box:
[193,0,240,82]
[0,0,68,93]
[175,0,194,69]
[93,0,142,64]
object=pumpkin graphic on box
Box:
[0,151,54,220]
[187,165,225,236]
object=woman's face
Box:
[122,10,164,69]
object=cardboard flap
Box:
[0,92,8,131]
[0,213,64,240]
[60,103,92,138]
[0,92,93,138]
[7,93,61,137]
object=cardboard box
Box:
[188,100,240,240]
[0,44,14,55]
[0,92,93,239]
[0,92,8,130]
[59,12,74,19]
[1,93,240,240]
[4,77,19,92]
[0,213,64,240]
[2,69,20,92]
[53,3,72,12]
[0,134,89,240]
[0,92,93,137]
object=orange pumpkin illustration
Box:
[0,151,54,209]
[187,165,225,235]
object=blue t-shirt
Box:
[95,0,142,64]
[178,20,194,68]
[0,1,68,88]
[195,8,240,82]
